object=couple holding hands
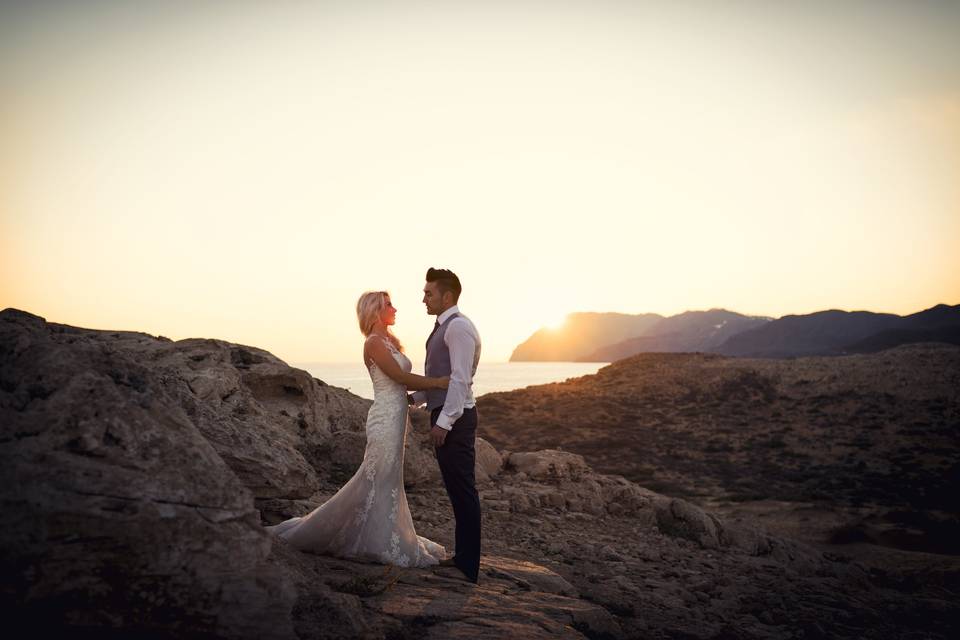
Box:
[267,268,482,583]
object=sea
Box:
[292,361,608,401]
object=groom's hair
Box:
[426,268,461,303]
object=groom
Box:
[409,267,482,583]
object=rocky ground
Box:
[480,347,960,554]
[3,308,958,638]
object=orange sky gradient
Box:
[2,1,958,364]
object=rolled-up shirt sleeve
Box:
[435,320,475,430]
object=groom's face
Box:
[422,281,449,316]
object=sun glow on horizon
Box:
[543,313,570,331]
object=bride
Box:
[265,291,449,567]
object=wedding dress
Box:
[265,336,446,567]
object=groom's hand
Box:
[431,425,448,447]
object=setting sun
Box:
[544,313,569,331]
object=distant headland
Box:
[510,303,960,362]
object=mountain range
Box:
[509,303,960,361]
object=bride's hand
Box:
[435,376,450,389]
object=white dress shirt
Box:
[415,305,481,430]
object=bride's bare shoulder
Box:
[365,334,390,348]
[364,334,393,357]
[363,334,385,367]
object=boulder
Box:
[403,409,443,487]
[655,497,723,549]
[140,337,368,499]
[507,449,590,481]
[476,436,504,482]
[0,309,295,637]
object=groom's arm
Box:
[435,320,476,431]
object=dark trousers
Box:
[432,406,481,582]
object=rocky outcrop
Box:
[2,307,619,638]
[266,542,618,640]
[3,307,957,639]
[0,309,295,638]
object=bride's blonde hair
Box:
[356,291,403,351]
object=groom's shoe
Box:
[436,556,479,584]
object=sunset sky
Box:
[2,1,958,364]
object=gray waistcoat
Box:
[424,313,459,411]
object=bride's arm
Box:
[365,338,448,391]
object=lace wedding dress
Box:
[264,336,446,568]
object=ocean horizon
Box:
[292,361,608,400]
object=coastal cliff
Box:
[509,312,663,362]
[2,308,956,639]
